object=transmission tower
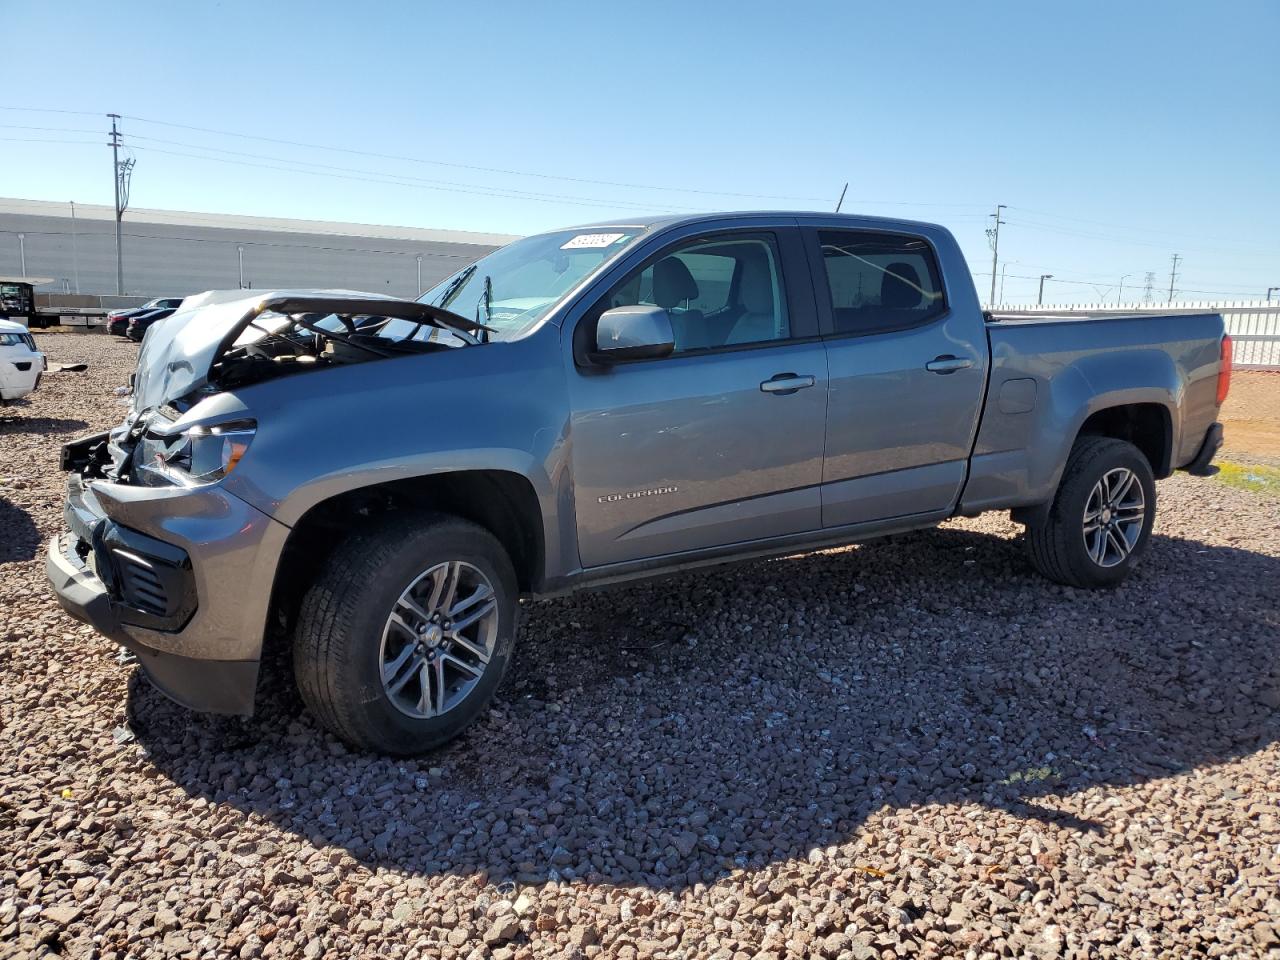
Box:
[1142,271,1155,303]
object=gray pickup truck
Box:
[48,212,1231,754]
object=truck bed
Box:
[959,311,1225,514]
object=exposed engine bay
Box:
[209,295,490,390]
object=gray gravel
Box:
[2,334,1279,960]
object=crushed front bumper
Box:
[46,464,291,715]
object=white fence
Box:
[989,300,1280,370]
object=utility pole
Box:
[237,245,245,289]
[1038,273,1052,305]
[69,201,80,294]
[416,254,424,295]
[109,114,123,294]
[986,204,1006,308]
[1117,273,1131,304]
[1167,253,1181,304]
[108,114,135,295]
[834,182,848,213]
[16,233,25,277]
[1267,286,1278,302]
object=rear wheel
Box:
[293,514,518,755]
[1025,436,1156,588]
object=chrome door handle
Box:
[760,373,816,395]
[926,355,974,374]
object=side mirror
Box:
[593,305,675,363]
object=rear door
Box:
[803,224,987,527]
[566,224,829,568]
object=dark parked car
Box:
[125,307,177,341]
[108,298,184,337]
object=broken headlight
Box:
[134,420,256,487]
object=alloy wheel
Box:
[1082,467,1146,568]
[377,560,499,719]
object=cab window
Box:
[818,230,946,336]
[609,234,789,353]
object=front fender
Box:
[217,327,573,578]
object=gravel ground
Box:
[2,334,1279,960]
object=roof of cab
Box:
[565,210,946,235]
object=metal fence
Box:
[990,301,1280,369]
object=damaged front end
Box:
[48,292,490,713]
[75,292,492,488]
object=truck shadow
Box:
[0,415,90,434]
[0,496,40,563]
[128,527,1279,892]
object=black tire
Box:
[293,513,518,755]
[1025,436,1156,588]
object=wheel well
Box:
[263,471,543,659]
[1077,403,1173,478]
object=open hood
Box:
[131,288,487,412]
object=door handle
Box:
[925,355,974,374]
[760,373,816,395]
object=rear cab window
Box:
[816,230,947,336]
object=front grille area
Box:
[60,473,198,632]
[98,524,198,631]
[114,550,169,616]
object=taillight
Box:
[1217,334,1232,406]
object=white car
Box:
[0,318,46,403]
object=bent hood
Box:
[130,288,482,412]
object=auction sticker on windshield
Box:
[560,233,627,249]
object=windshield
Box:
[417,227,643,341]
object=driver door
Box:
[566,226,829,569]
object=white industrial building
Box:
[0,197,517,302]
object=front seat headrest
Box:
[881,262,923,309]
[738,255,775,316]
[653,257,699,309]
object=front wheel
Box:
[293,514,518,755]
[1025,436,1156,588]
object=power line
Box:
[3,106,998,211]
[970,268,1259,298]
[124,136,713,210]
[0,127,987,217]
[128,144,700,213]
[121,113,833,203]
[978,258,1265,294]
[0,105,103,117]
[0,226,480,260]
[4,107,1276,297]
[0,136,102,146]
[0,122,104,135]
[1005,216,1271,260]
[1008,205,1265,247]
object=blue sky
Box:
[2,0,1277,304]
